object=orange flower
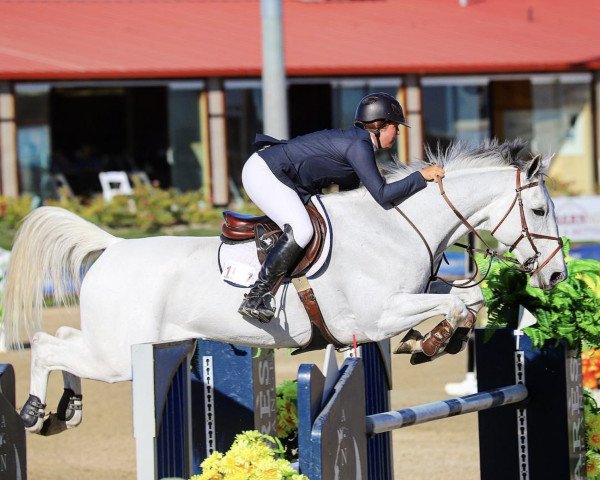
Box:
[583,349,600,389]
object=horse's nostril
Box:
[550,271,565,284]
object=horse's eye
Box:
[532,208,545,216]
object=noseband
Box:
[395,168,563,287]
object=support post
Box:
[207,78,229,206]
[0,82,18,197]
[0,364,27,479]
[132,339,195,480]
[475,329,585,479]
[403,74,424,162]
[190,340,277,475]
[362,341,394,480]
[261,0,289,140]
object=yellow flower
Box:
[189,430,309,480]
[201,452,224,472]
[253,458,281,480]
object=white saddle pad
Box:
[218,196,332,288]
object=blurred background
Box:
[0,0,598,252]
[0,2,599,478]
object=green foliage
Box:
[0,194,35,230]
[276,380,299,461]
[478,238,600,348]
[0,186,261,242]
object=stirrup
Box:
[239,293,276,323]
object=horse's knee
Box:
[465,286,484,311]
[445,294,468,323]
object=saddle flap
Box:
[255,224,279,263]
[291,203,327,277]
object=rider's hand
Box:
[420,165,445,182]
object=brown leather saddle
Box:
[221,201,327,277]
[221,201,344,353]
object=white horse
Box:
[3,140,566,434]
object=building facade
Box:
[1,1,599,205]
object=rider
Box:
[239,92,445,323]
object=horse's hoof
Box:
[394,329,423,354]
[421,319,454,357]
[20,394,46,433]
[445,310,476,355]
[410,352,433,365]
[445,327,472,355]
[39,413,69,436]
[57,388,83,428]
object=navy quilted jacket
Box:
[256,126,426,207]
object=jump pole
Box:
[298,327,585,479]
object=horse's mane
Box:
[330,139,546,202]
[384,139,536,181]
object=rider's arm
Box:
[346,140,427,208]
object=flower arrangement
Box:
[190,431,308,480]
[477,238,600,348]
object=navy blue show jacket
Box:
[256,126,426,207]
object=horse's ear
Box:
[526,155,541,179]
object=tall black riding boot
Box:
[239,224,305,323]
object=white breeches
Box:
[241,153,314,248]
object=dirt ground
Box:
[1,307,479,480]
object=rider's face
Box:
[378,123,400,149]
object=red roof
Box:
[0,0,598,80]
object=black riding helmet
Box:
[354,92,409,149]
[354,92,410,128]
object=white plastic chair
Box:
[99,171,133,202]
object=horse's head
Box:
[489,155,566,290]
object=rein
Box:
[395,169,563,288]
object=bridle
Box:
[395,168,563,288]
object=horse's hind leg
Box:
[48,327,84,431]
[21,327,126,434]
[56,371,83,429]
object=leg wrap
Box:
[20,394,46,431]
[57,388,83,424]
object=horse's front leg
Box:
[427,281,484,355]
[394,281,485,363]
[375,291,470,353]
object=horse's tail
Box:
[3,206,123,348]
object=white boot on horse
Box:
[2,140,566,434]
